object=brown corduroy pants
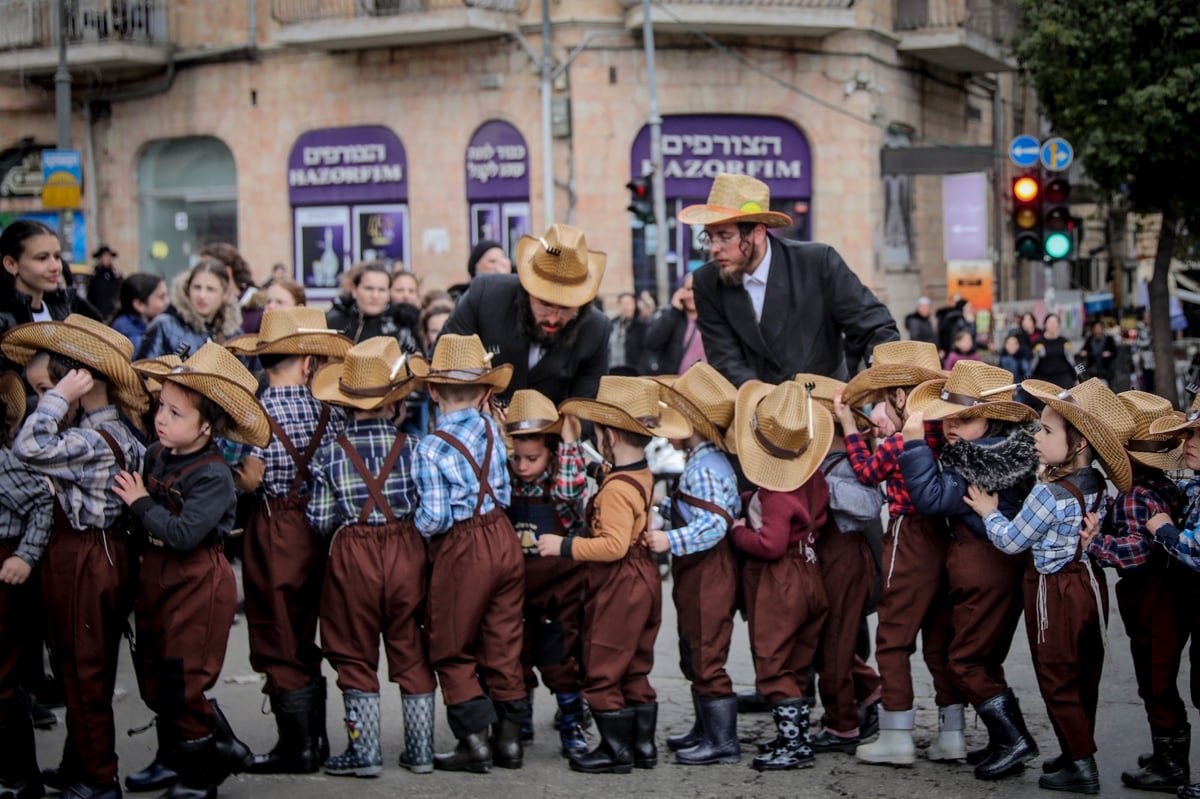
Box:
[671,537,738,698]
[1145,561,1200,729]
[816,530,879,732]
[522,555,585,695]
[743,550,829,704]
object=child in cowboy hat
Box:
[0,371,54,799]
[221,308,353,775]
[897,361,1042,781]
[1100,394,1191,792]
[0,314,150,799]
[835,340,964,767]
[538,376,691,774]
[728,380,833,771]
[645,363,743,766]
[412,333,528,773]
[964,377,1136,795]
[307,336,434,778]
[798,374,884,755]
[501,388,590,755]
[114,341,268,799]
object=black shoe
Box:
[809,728,859,754]
[972,689,1039,780]
[967,744,993,766]
[61,783,120,799]
[675,696,740,765]
[1179,783,1200,799]
[491,719,523,770]
[433,732,492,774]
[208,700,252,781]
[125,723,177,794]
[161,737,215,799]
[667,689,704,752]
[631,703,657,769]
[569,709,635,775]
[858,700,880,739]
[736,690,770,715]
[0,706,45,799]
[1120,725,1190,792]
[40,767,74,793]
[247,684,323,775]
[1038,755,1100,794]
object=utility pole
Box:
[540,0,554,229]
[640,0,669,309]
[53,0,74,258]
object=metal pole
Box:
[641,0,669,309]
[53,0,74,263]
[992,81,1004,306]
[540,0,554,229]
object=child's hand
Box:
[1147,512,1174,535]
[0,555,31,585]
[646,528,671,554]
[112,470,149,506]
[1080,512,1101,547]
[537,533,564,557]
[560,414,581,444]
[831,391,859,432]
[901,410,925,442]
[963,485,999,517]
[55,369,94,404]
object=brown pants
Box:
[427,509,526,707]
[0,539,40,718]
[946,531,1025,704]
[875,514,957,710]
[244,496,325,695]
[1024,559,1107,760]
[1114,559,1166,727]
[1146,561,1200,729]
[743,551,828,703]
[522,555,585,695]
[136,544,237,741]
[42,527,133,786]
[816,531,879,733]
[582,549,662,712]
[671,538,737,698]
[320,520,434,695]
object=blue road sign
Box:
[1009,135,1040,167]
[1040,137,1073,172]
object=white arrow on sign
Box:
[951,224,981,235]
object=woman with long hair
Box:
[135,259,243,360]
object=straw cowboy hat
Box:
[1118,391,1186,471]
[733,380,834,493]
[677,173,793,229]
[560,376,692,440]
[908,361,1037,424]
[654,362,737,451]
[795,372,872,430]
[841,340,947,409]
[224,307,352,359]
[505,389,563,436]
[1022,378,1136,493]
[424,333,512,391]
[0,313,150,422]
[514,223,606,309]
[133,354,183,395]
[0,372,24,443]
[312,336,429,412]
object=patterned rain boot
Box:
[397,692,434,775]
[555,693,589,757]
[323,690,382,778]
[751,699,814,771]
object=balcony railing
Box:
[620,0,853,9]
[895,0,1017,45]
[272,0,524,25]
[620,0,855,38]
[0,0,169,52]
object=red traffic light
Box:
[1013,176,1040,203]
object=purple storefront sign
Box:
[943,172,989,261]
[630,115,811,197]
[287,125,407,206]
[465,120,530,201]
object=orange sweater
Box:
[563,464,653,563]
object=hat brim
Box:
[311,361,423,411]
[842,364,948,409]
[0,373,24,443]
[676,204,793,229]
[423,362,512,392]
[505,418,564,437]
[224,331,353,359]
[653,378,730,451]
[514,236,606,308]
[1148,413,1198,438]
[558,397,692,440]
[150,371,270,448]
[733,381,834,493]
[1128,444,1186,472]
[908,379,1037,423]
[1022,379,1132,493]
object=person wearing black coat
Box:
[904,297,937,347]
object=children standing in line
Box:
[116,342,269,799]
[224,308,352,774]
[1,315,151,799]
[0,372,54,799]
[539,376,690,774]
[965,378,1135,795]
[647,363,742,766]
[502,389,590,755]
[308,336,434,777]
[728,380,833,771]
[414,334,527,773]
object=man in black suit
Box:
[680,173,898,385]
[442,223,610,403]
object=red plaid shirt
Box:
[1090,471,1184,571]
[845,426,942,517]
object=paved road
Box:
[32,564,1186,798]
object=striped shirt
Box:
[0,448,54,566]
[413,407,511,538]
[510,440,587,536]
[252,385,346,498]
[666,441,741,556]
[306,418,418,536]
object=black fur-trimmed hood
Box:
[938,423,1039,493]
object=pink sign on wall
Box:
[943,172,989,262]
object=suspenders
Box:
[267,404,331,497]
[605,472,654,547]
[433,422,500,514]
[336,433,408,525]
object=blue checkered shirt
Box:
[666,441,741,557]
[982,468,1108,575]
[413,407,510,538]
[252,386,346,498]
[306,418,418,536]
[1154,477,1200,571]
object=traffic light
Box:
[1012,173,1042,261]
[626,176,654,225]
[1042,177,1073,260]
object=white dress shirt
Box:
[741,238,773,323]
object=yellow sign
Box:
[41,149,82,210]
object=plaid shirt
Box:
[1090,472,1183,570]
[666,441,741,556]
[510,440,586,536]
[1153,477,1200,571]
[12,391,145,531]
[983,468,1108,575]
[414,408,511,538]
[0,448,54,566]
[845,427,941,517]
[252,386,346,498]
[306,418,418,536]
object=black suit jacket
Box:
[443,274,610,404]
[692,239,899,385]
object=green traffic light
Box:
[1044,232,1072,260]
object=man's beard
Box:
[519,288,590,348]
[717,266,742,287]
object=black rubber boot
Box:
[1037,755,1100,794]
[631,703,657,769]
[247,683,322,775]
[0,702,44,799]
[160,737,216,799]
[972,689,1040,780]
[433,731,492,774]
[675,695,740,765]
[491,719,524,770]
[208,700,252,782]
[736,690,770,715]
[667,688,704,752]
[1121,725,1189,792]
[568,709,635,775]
[125,723,177,793]
[312,678,330,764]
